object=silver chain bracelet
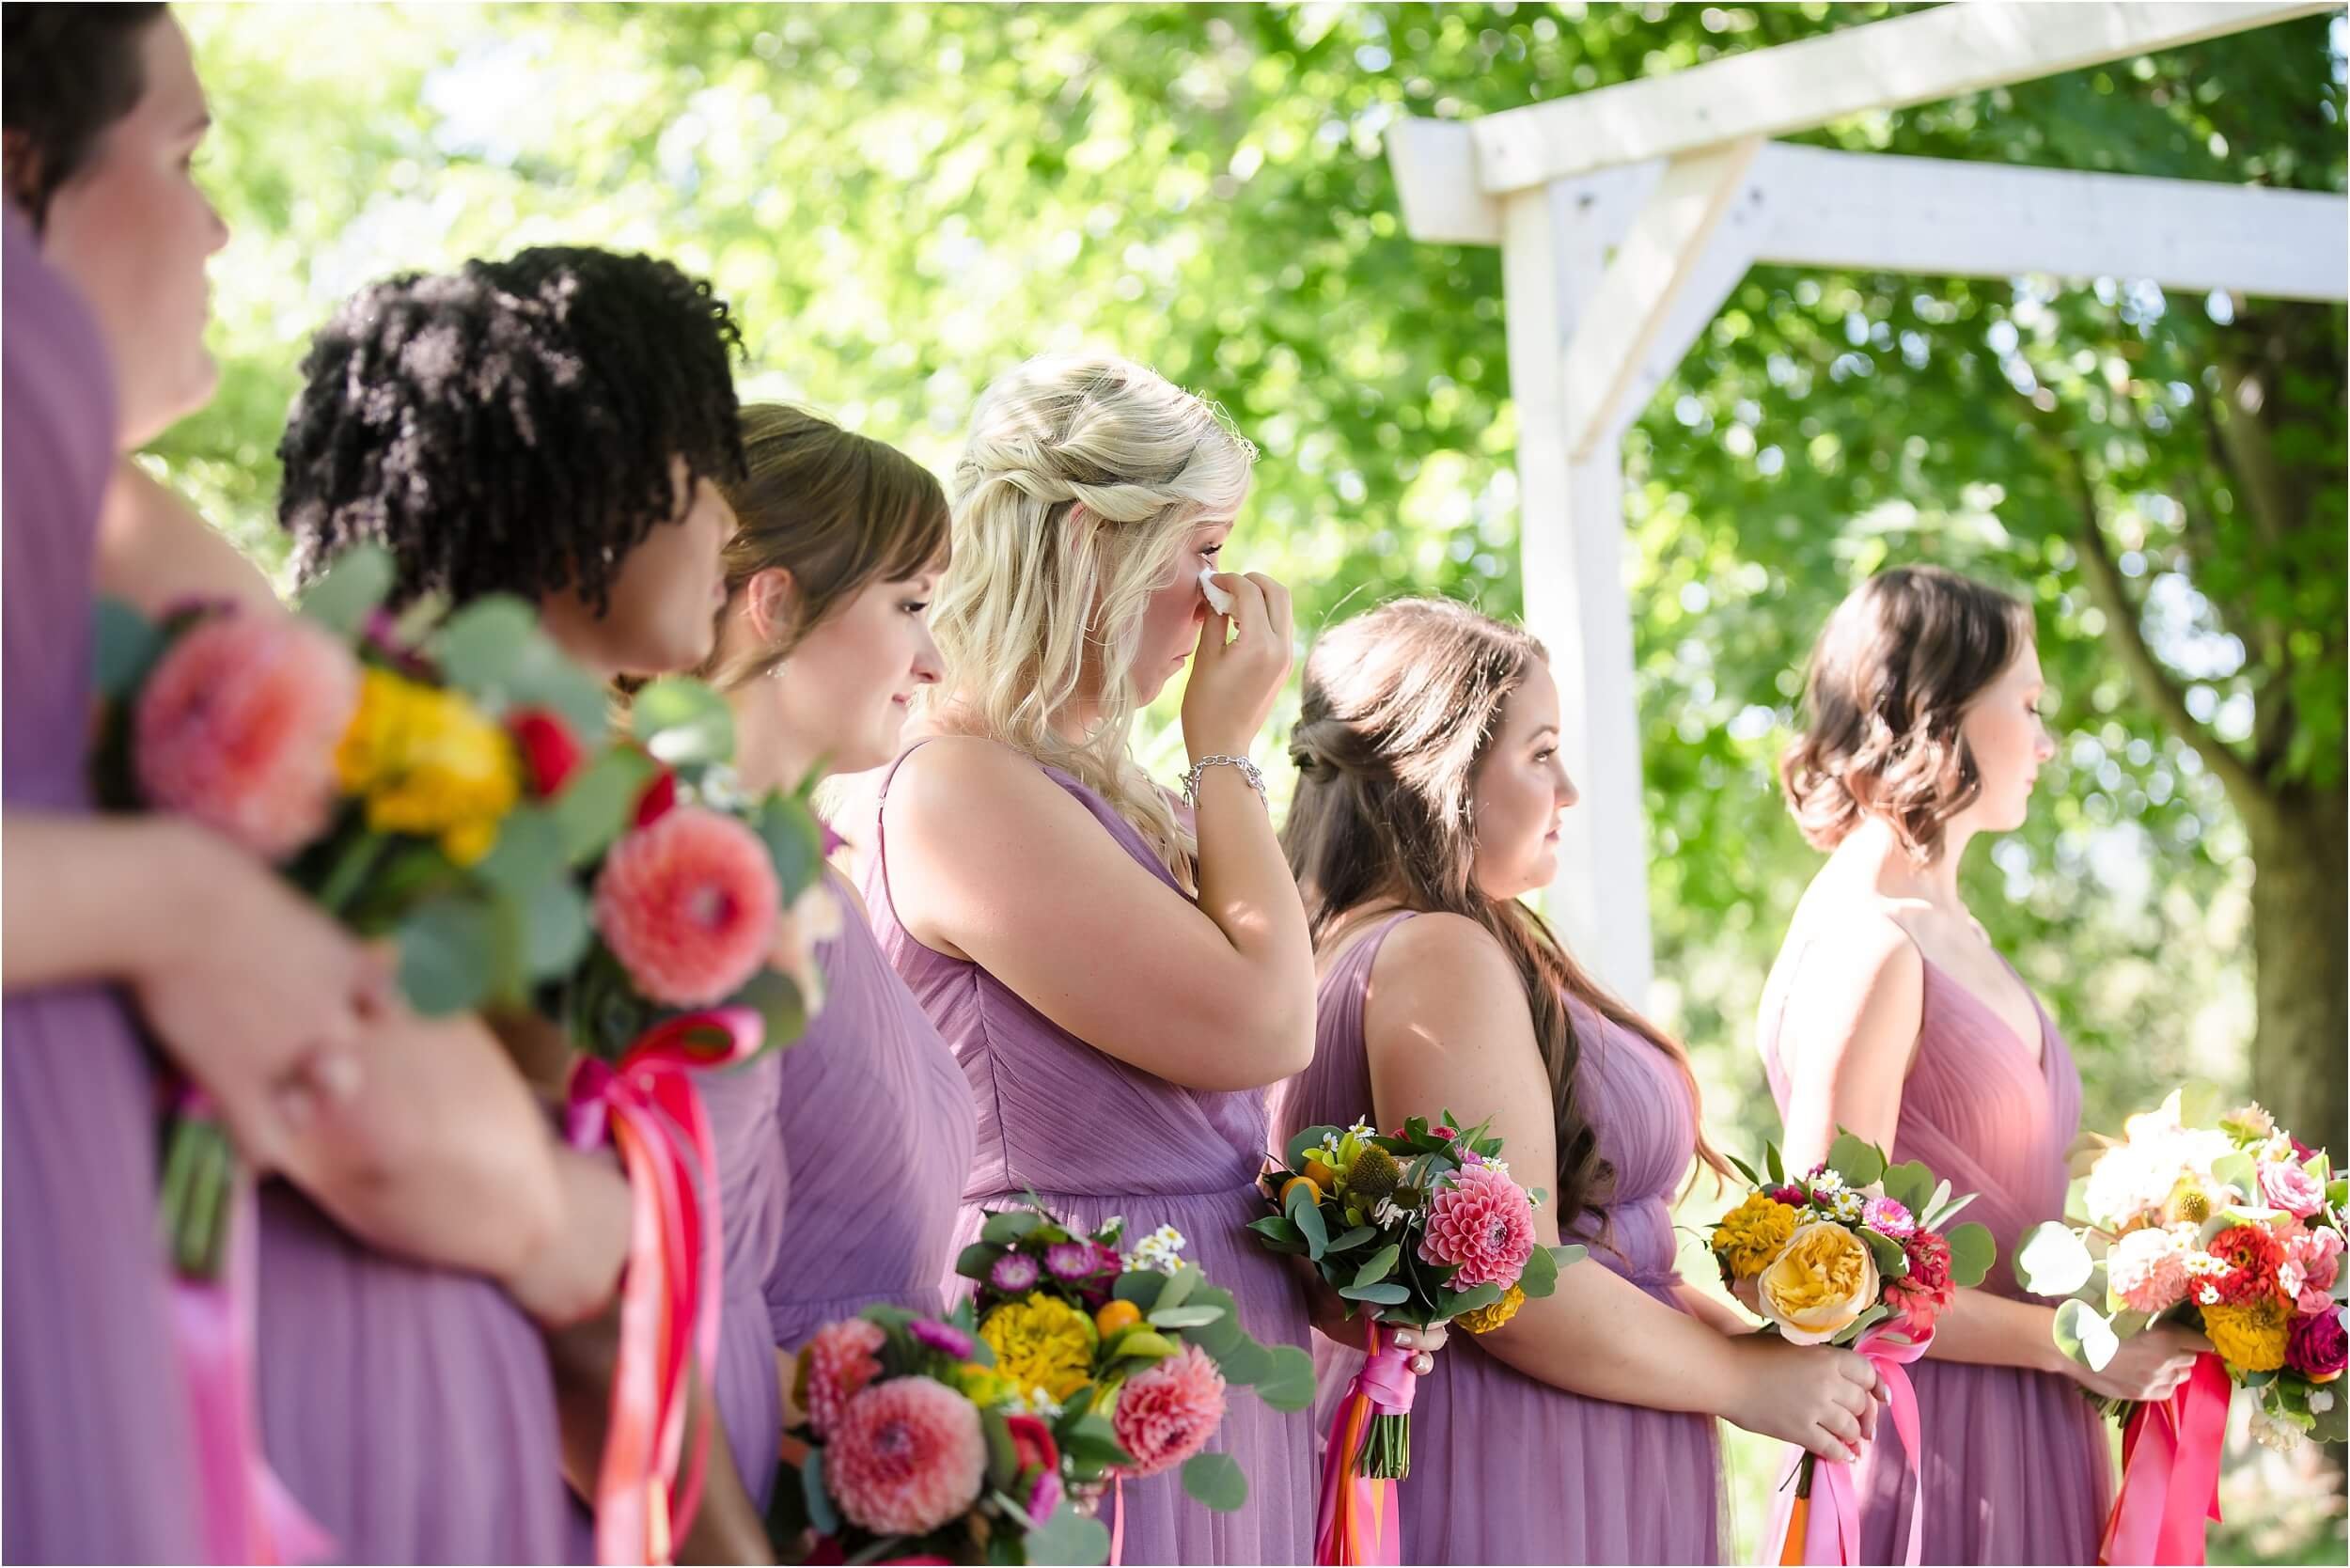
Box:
[1182,753,1267,808]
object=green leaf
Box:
[514,879,591,979]
[2013,1222,2094,1298]
[1825,1131,1886,1189]
[1861,1227,1909,1281]
[727,966,810,1052]
[1185,1286,1246,1357]
[1725,1152,1762,1187]
[981,1406,1021,1490]
[93,597,165,699]
[1246,1214,1303,1249]
[1251,1344,1317,1411]
[2053,1299,2120,1372]
[1438,1280,1503,1316]
[552,745,656,863]
[394,895,495,1014]
[1146,1304,1226,1329]
[1286,1185,1329,1260]
[980,1209,1040,1245]
[631,676,735,765]
[1829,1302,1890,1346]
[1351,1244,1401,1291]
[1285,1125,1338,1170]
[1337,1280,1411,1305]
[753,791,828,898]
[1516,1241,1560,1299]
[1882,1160,1938,1215]
[1209,1338,1273,1387]
[800,1448,839,1538]
[1325,1225,1380,1251]
[1025,1504,1111,1566]
[1112,1270,1168,1310]
[1155,1261,1199,1311]
[1181,1450,1249,1512]
[2211,1152,2258,1202]
[1944,1221,1998,1289]
[1764,1142,1785,1186]
[955,1242,999,1280]
[297,543,395,635]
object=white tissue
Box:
[1198,566,1235,616]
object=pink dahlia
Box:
[2108,1225,2195,1316]
[1886,1229,1957,1335]
[2259,1160,2326,1219]
[800,1318,886,1440]
[133,613,360,861]
[1418,1161,1536,1290]
[826,1376,986,1537]
[1862,1197,1918,1239]
[2286,1309,2346,1384]
[591,805,780,1007]
[1110,1343,1226,1479]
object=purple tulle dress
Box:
[869,743,1316,1566]
[2,206,209,1563]
[704,875,978,1359]
[1275,913,1726,1565]
[1761,936,2113,1564]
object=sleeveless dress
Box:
[869,742,1315,1566]
[1760,935,2113,1564]
[704,874,978,1360]
[2,207,208,1563]
[1275,913,1725,1565]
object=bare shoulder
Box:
[885,733,1084,830]
[1778,901,1926,1059]
[1376,910,1519,992]
[1368,911,1536,1048]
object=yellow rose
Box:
[2202,1298,2289,1372]
[336,669,518,865]
[1758,1220,1880,1345]
[1713,1192,1800,1279]
[1457,1286,1527,1335]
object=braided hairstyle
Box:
[277,246,744,614]
[1282,598,1730,1239]
[926,353,1255,889]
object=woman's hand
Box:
[2069,1322,2212,1404]
[1181,571,1292,760]
[130,820,392,1168]
[1721,1336,1888,1462]
[1295,1257,1449,1371]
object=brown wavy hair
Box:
[700,403,950,690]
[1780,565,2037,864]
[1281,598,1728,1235]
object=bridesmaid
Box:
[697,403,978,1379]
[5,11,580,1560]
[1274,599,1884,1564]
[1763,565,2203,1563]
[872,353,1318,1564]
[275,248,778,1561]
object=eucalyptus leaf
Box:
[1252,1344,1318,1411]
[297,543,395,635]
[1825,1131,1886,1188]
[1181,1450,1248,1512]
[1351,1244,1401,1291]
[1026,1504,1112,1566]
[2054,1299,2120,1372]
[2013,1222,2095,1298]
[1945,1221,1997,1289]
[1338,1280,1412,1305]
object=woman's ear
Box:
[744,566,797,647]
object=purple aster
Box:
[908,1318,975,1359]
[1045,1241,1098,1281]
[990,1253,1042,1294]
[1862,1197,1917,1238]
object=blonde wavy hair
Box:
[923,354,1255,888]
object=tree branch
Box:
[2059,449,2273,812]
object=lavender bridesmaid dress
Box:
[1275,913,1725,1565]
[869,745,1315,1566]
[1761,937,2113,1564]
[2,208,207,1562]
[704,875,978,1359]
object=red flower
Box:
[2209,1223,2286,1309]
[1887,1229,1957,1336]
[1004,1413,1059,1478]
[633,766,678,826]
[2286,1308,2346,1383]
[508,708,585,797]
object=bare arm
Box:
[880,735,1315,1090]
[96,462,281,615]
[1360,915,1879,1459]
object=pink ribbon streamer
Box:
[564,1007,762,1565]
[2100,1352,2229,1565]
[1312,1322,1418,1566]
[1762,1324,1930,1567]
[168,1153,333,1563]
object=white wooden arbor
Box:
[1386,0,2350,1003]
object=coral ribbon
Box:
[1762,1324,1929,1566]
[168,1158,334,1565]
[565,1008,762,1566]
[2100,1352,2229,1566]
[1313,1322,1416,1566]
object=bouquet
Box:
[953,1200,1316,1531]
[782,1306,1112,1566]
[1253,1114,1582,1565]
[2013,1088,2344,1563]
[1710,1132,1994,1567]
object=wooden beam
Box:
[1754,143,2348,304]
[1559,139,1764,462]
[1471,1,2333,195]
[1500,180,1657,1003]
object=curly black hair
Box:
[277,245,746,614]
[3,3,169,225]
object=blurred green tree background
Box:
[164,4,2345,1553]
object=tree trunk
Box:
[2245,782,2348,1155]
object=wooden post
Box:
[1502,180,1655,1003]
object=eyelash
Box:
[1534,746,1556,762]
[1199,544,1223,561]
[901,599,930,615]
